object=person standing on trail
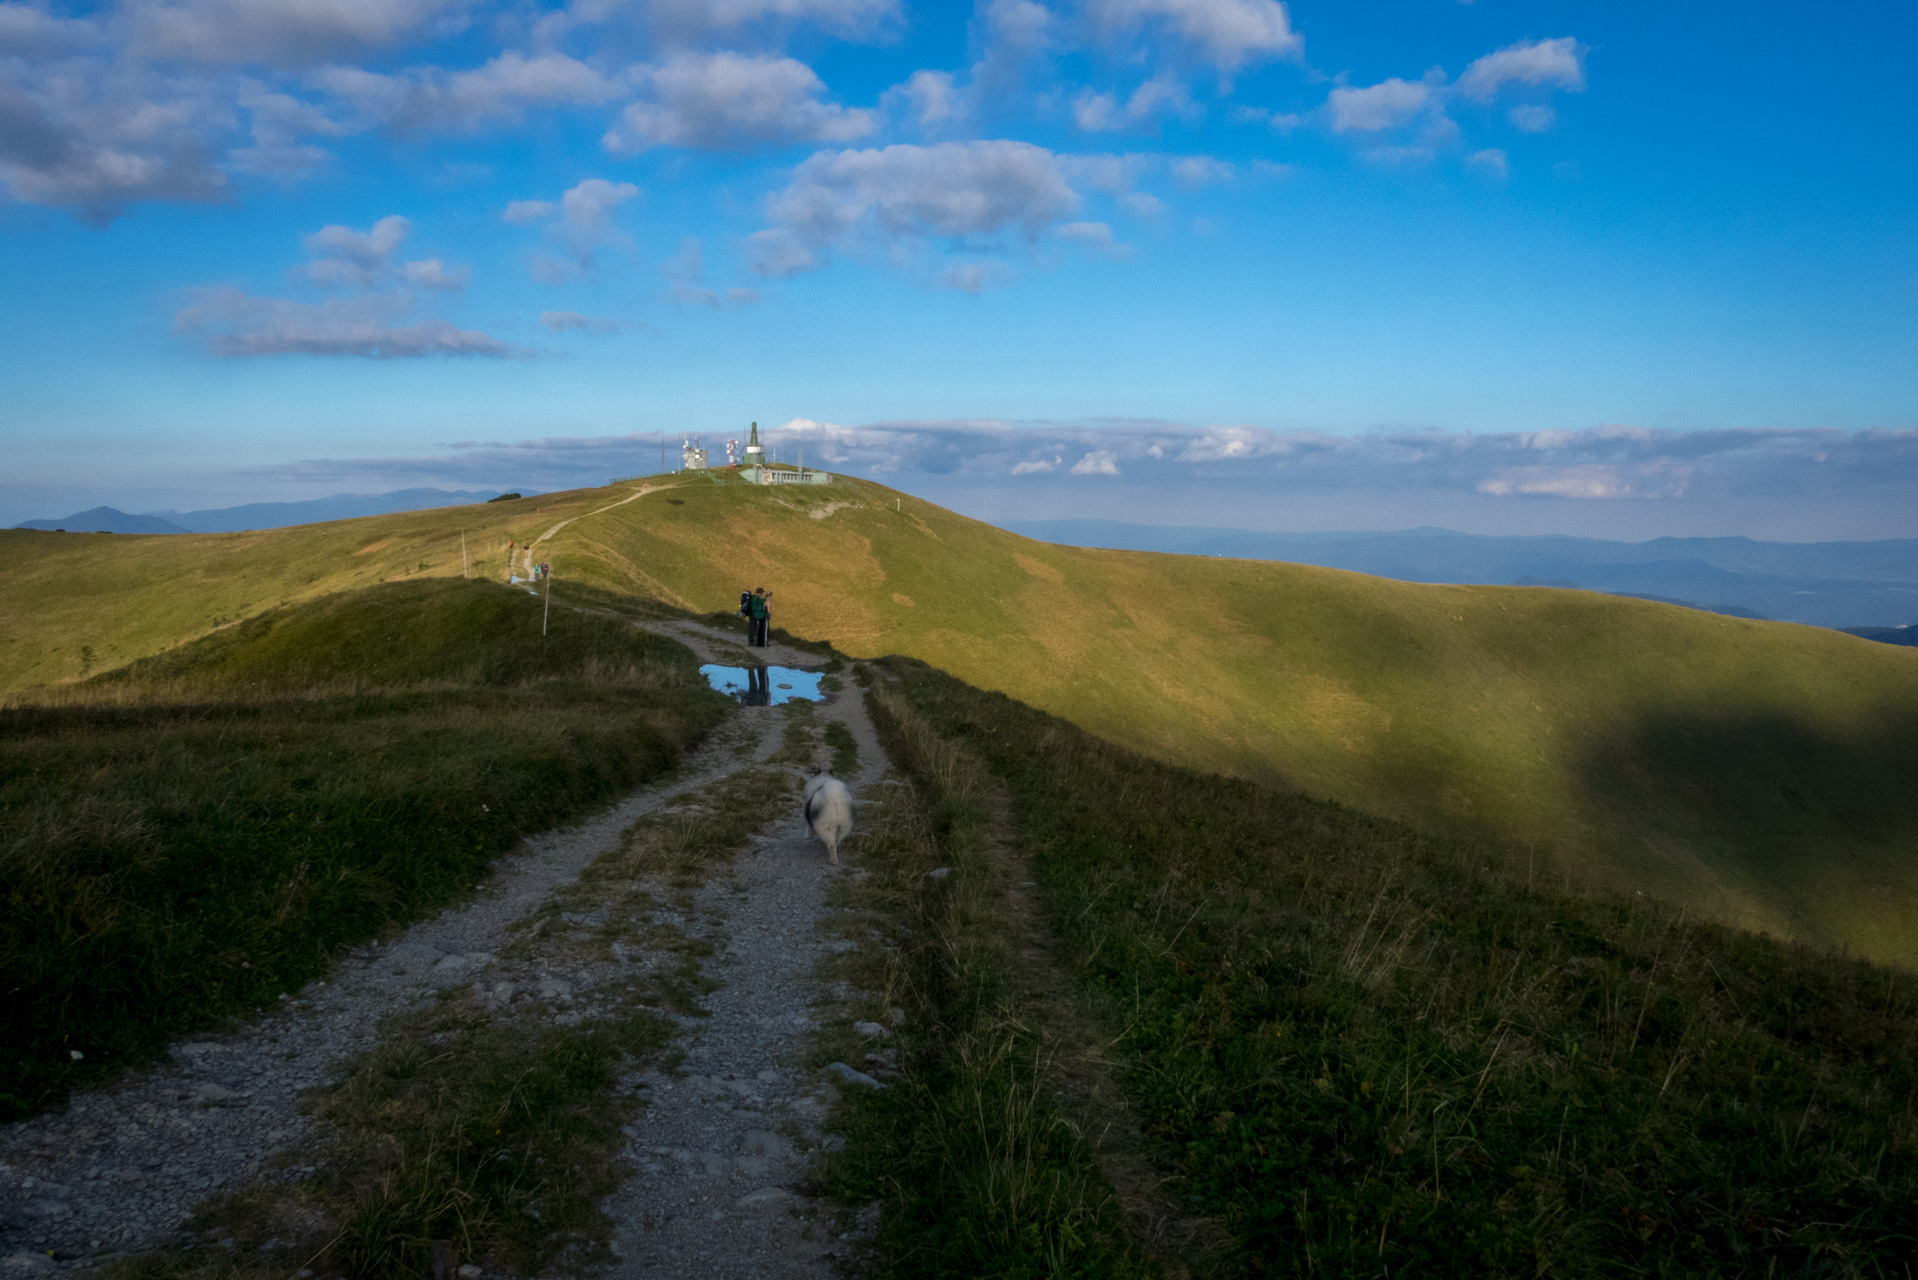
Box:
[748,587,772,648]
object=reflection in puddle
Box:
[699,664,825,706]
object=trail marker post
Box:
[543,562,552,637]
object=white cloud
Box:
[1456,37,1586,103]
[884,69,960,132]
[1478,465,1635,499]
[1087,0,1302,75]
[401,257,468,289]
[942,260,1015,292]
[0,66,230,219]
[745,227,816,278]
[603,52,874,154]
[565,0,898,43]
[502,198,554,225]
[1012,454,1062,474]
[315,51,618,132]
[1054,220,1126,256]
[1327,76,1433,132]
[752,140,1082,281]
[175,286,525,358]
[1231,104,1302,133]
[302,214,409,285]
[1466,147,1508,178]
[176,213,503,355]
[664,237,760,307]
[540,309,621,333]
[507,177,639,280]
[0,4,98,55]
[1072,74,1198,132]
[227,82,343,177]
[1508,103,1555,132]
[128,0,465,66]
[1170,155,1231,187]
[1070,448,1120,475]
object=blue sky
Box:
[2,0,1914,536]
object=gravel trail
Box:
[600,624,888,1277]
[0,620,883,1275]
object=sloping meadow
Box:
[0,580,730,1119]
[882,659,1918,1276]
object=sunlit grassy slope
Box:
[6,472,1917,963]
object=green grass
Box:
[8,478,1914,964]
[887,659,1918,1277]
[815,685,1154,1279]
[0,579,729,1120]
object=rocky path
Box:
[0,621,891,1277]
[601,625,890,1277]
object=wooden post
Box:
[542,562,552,637]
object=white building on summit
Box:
[737,421,831,485]
[681,435,708,470]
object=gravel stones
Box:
[0,703,777,1267]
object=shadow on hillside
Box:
[1576,703,1918,964]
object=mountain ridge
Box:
[1007,519,1918,628]
[4,474,1916,966]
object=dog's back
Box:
[804,769,854,864]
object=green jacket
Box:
[749,596,770,620]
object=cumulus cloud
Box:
[603,52,873,153]
[175,286,525,357]
[1466,148,1508,178]
[750,140,1084,282]
[663,237,760,306]
[175,212,508,356]
[402,257,469,289]
[502,198,554,224]
[540,309,622,333]
[1072,74,1199,132]
[566,0,898,44]
[0,4,98,55]
[1070,448,1121,475]
[884,69,960,132]
[505,177,640,281]
[303,213,410,285]
[227,82,344,176]
[315,51,618,132]
[0,66,230,219]
[1508,103,1555,132]
[224,424,1918,528]
[1087,0,1303,76]
[1327,76,1435,132]
[127,0,465,65]
[1456,37,1586,103]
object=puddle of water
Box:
[699,664,825,706]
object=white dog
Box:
[803,768,854,865]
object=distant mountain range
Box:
[13,489,527,535]
[1006,520,1918,632]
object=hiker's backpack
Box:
[739,590,753,618]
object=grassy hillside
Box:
[5,474,1916,964]
[1,579,727,1118]
[878,661,1918,1276]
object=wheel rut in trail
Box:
[596,620,888,1277]
[0,706,784,1265]
[0,619,889,1277]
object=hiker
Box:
[748,587,772,648]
